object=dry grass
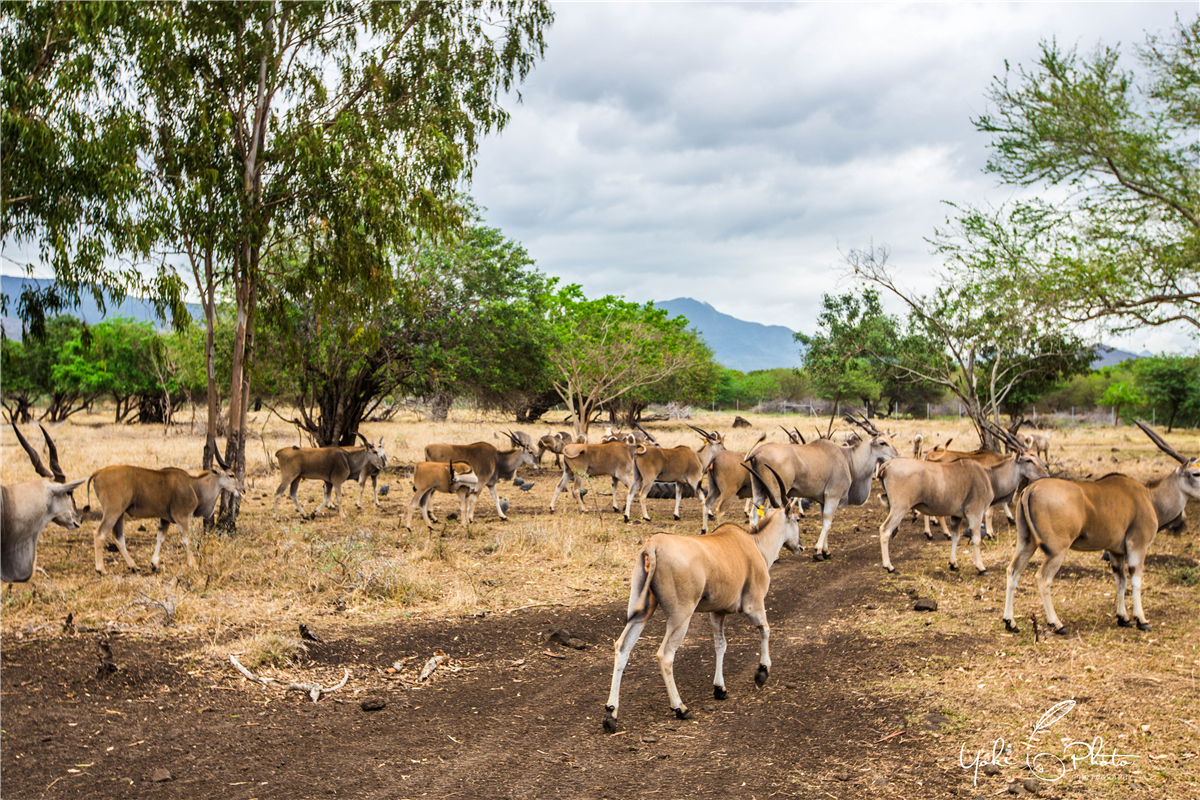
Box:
[2,408,1195,642]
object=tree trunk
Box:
[429,392,454,422]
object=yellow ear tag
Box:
[756,506,765,518]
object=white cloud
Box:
[471,1,1197,352]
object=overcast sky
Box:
[469,1,1197,354]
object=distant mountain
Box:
[1,276,201,338]
[656,297,803,372]
[1091,344,1149,369]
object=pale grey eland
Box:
[746,413,898,560]
[602,464,802,733]
[1,418,86,583]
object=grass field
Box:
[3,408,1198,797]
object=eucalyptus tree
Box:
[2,1,188,336]
[126,1,552,525]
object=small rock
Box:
[982,763,1002,776]
[641,734,659,743]
[545,628,586,649]
[702,704,717,711]
[913,598,938,612]
[1007,780,1026,795]
[833,771,850,781]
[1022,777,1041,794]
[872,776,888,787]
[360,697,386,712]
[151,769,172,783]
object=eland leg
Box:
[1002,523,1038,633]
[709,612,729,699]
[742,601,772,688]
[604,596,656,733]
[1126,548,1152,631]
[1035,549,1070,633]
[655,611,695,720]
[878,506,907,573]
[1108,551,1133,627]
[812,497,837,560]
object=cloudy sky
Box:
[469,1,1197,353]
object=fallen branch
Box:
[229,655,349,703]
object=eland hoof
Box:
[1117,615,1133,628]
[885,566,896,574]
[674,707,693,720]
[812,552,825,562]
[1136,620,1152,632]
[603,714,618,733]
[754,665,769,688]
[151,563,161,574]
[976,568,987,576]
[713,686,728,700]
[1052,625,1069,636]
[673,514,680,521]
[1003,619,1020,634]
[949,563,958,572]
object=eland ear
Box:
[55,478,87,493]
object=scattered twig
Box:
[229,655,348,703]
[874,729,905,743]
[419,653,445,682]
[503,601,566,615]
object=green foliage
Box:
[1132,354,1200,430]
[797,289,945,416]
[1039,368,1131,412]
[1101,381,1147,424]
[407,222,555,412]
[715,368,810,410]
[545,288,718,433]
[1,1,189,336]
[52,317,169,422]
[968,16,1200,333]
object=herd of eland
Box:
[2,410,1196,734]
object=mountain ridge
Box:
[656,297,803,372]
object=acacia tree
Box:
[546,288,716,436]
[846,245,1091,449]
[966,16,1200,333]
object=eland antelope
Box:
[424,433,537,521]
[603,464,802,732]
[274,433,386,517]
[88,448,241,575]
[1,418,86,583]
[1002,421,1200,635]
[746,413,898,560]
[624,425,722,528]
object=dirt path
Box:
[4,511,987,800]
